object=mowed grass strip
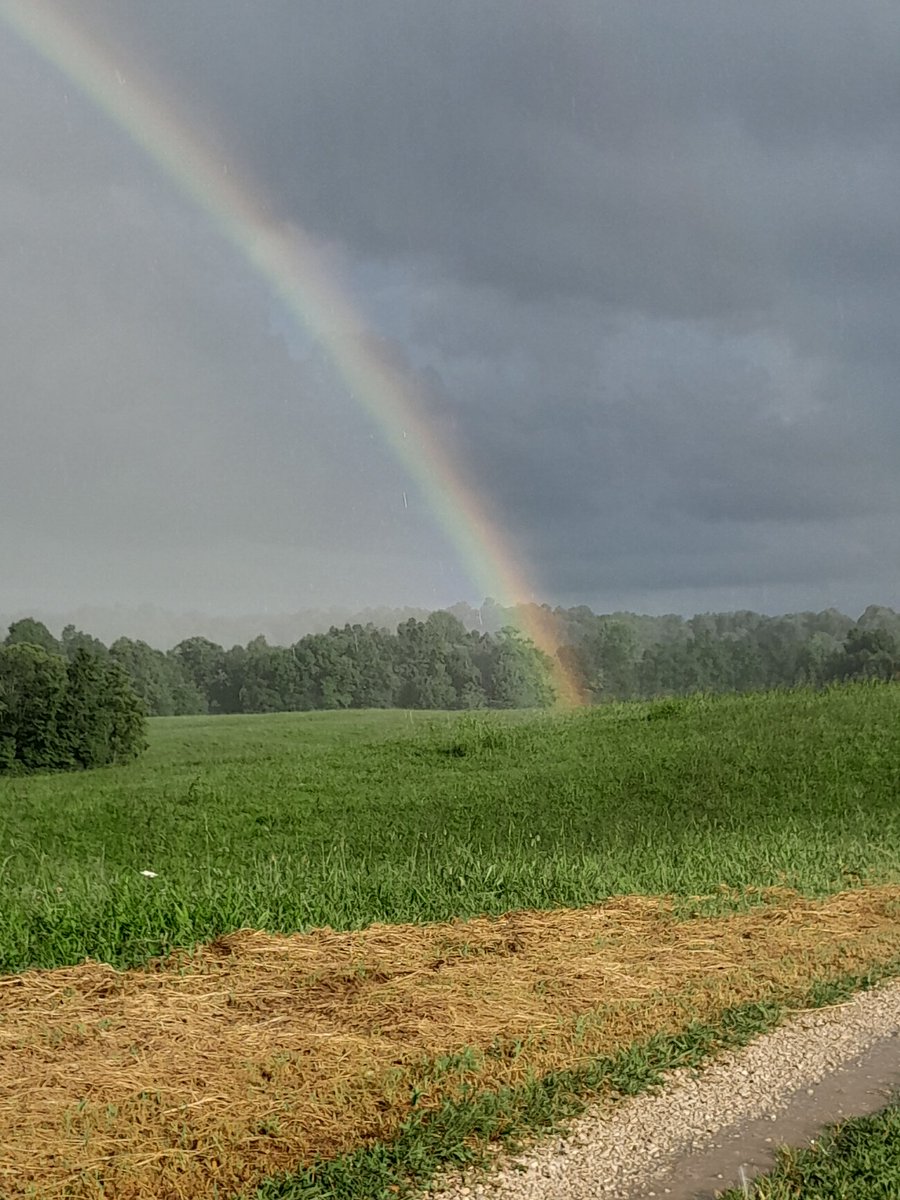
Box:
[1,684,899,974]
[1,888,899,1199]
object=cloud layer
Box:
[2,1,898,616]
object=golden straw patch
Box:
[1,887,899,1199]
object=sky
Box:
[2,0,899,626]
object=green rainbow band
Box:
[1,0,583,705]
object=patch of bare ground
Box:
[1,886,899,1199]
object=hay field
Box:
[1,684,899,1197]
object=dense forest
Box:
[553,603,900,700]
[1,614,555,717]
[2,603,899,719]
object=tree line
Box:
[2,601,898,743]
[554,603,900,700]
[1,613,555,721]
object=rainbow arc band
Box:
[1,1,583,705]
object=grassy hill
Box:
[2,683,898,973]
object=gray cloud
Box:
[1,1,899,620]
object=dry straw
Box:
[1,886,899,1199]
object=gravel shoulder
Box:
[424,980,900,1200]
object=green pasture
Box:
[1,684,898,974]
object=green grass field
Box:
[1,683,899,975]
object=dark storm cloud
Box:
[72,0,900,312]
[2,1,899,618]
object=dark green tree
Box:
[5,618,60,656]
[60,625,108,661]
[0,642,144,774]
[56,650,146,769]
[56,649,110,767]
[238,637,307,712]
[343,625,399,708]
[396,616,462,708]
[826,628,900,682]
[580,620,640,701]
[291,631,361,710]
[0,643,68,771]
[103,658,149,764]
[485,628,555,708]
[170,637,234,712]
[110,637,206,716]
[795,632,844,686]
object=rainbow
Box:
[1,0,584,705]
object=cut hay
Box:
[1,886,899,1198]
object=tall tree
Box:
[60,625,108,661]
[0,643,68,771]
[110,637,206,716]
[5,618,60,656]
[827,628,900,682]
[170,637,233,712]
[485,628,555,709]
[579,620,640,701]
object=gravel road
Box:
[423,980,900,1200]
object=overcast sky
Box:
[2,0,899,623]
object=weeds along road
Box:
[426,979,900,1200]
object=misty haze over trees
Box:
[2,602,899,720]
